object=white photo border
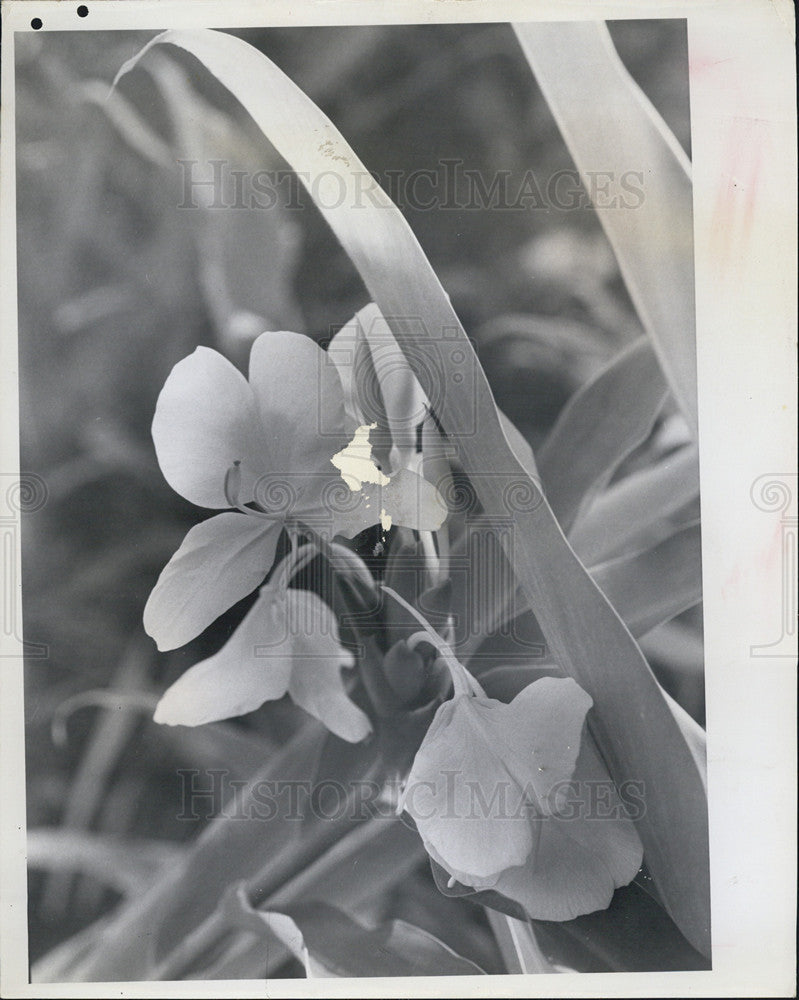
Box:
[1,1,796,996]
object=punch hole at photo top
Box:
[30,5,88,29]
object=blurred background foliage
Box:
[16,21,700,968]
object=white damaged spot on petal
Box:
[330,423,390,491]
[328,425,447,535]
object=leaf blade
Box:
[590,523,702,637]
[513,21,697,432]
[570,444,700,565]
[538,338,668,533]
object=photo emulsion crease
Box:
[1,4,795,996]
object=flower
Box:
[400,676,643,921]
[144,322,446,652]
[153,583,371,742]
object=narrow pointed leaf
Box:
[538,338,668,532]
[486,911,554,974]
[476,521,701,660]
[53,725,364,979]
[498,408,539,480]
[590,523,702,637]
[234,895,486,977]
[570,444,699,565]
[513,21,697,432]
[27,830,181,895]
[78,80,173,168]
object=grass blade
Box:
[590,523,702,637]
[486,911,553,974]
[253,899,486,977]
[28,830,181,896]
[56,724,330,980]
[513,21,697,432]
[570,444,699,565]
[538,338,668,532]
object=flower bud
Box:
[382,639,426,705]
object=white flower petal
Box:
[403,677,592,882]
[323,468,447,538]
[154,587,371,743]
[152,347,267,508]
[248,331,348,483]
[143,513,283,651]
[473,737,644,921]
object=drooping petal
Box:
[278,589,372,742]
[499,675,594,814]
[143,513,283,651]
[402,696,536,881]
[248,331,349,497]
[153,589,291,727]
[403,677,593,883]
[154,586,371,743]
[152,346,268,508]
[470,737,644,922]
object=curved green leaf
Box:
[27,829,181,896]
[230,891,486,977]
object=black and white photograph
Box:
[0,1,795,995]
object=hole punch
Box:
[31,17,43,29]
[77,5,89,16]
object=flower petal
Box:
[403,696,536,880]
[477,738,644,922]
[154,586,371,743]
[500,675,593,814]
[153,588,292,726]
[354,303,430,469]
[283,590,372,743]
[403,677,592,882]
[248,331,349,485]
[321,467,447,538]
[326,314,370,429]
[152,346,267,508]
[143,513,283,651]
